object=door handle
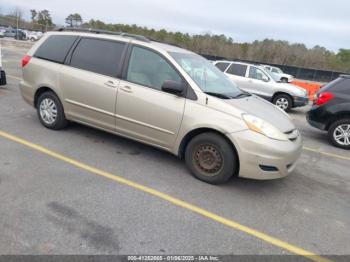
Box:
[104,80,118,88]
[120,85,133,93]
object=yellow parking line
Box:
[0,130,332,262]
[303,147,350,161]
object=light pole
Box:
[16,11,19,40]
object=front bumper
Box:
[293,96,309,107]
[228,130,302,180]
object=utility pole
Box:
[16,11,19,40]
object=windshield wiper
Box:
[204,92,232,99]
[233,92,252,99]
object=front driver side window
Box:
[127,46,182,91]
[249,67,269,81]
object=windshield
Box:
[169,52,244,98]
[264,68,280,82]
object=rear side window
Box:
[215,62,230,72]
[70,38,126,77]
[320,78,350,93]
[226,63,247,77]
[34,35,77,63]
[332,78,350,93]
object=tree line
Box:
[0,8,349,73]
[83,19,350,73]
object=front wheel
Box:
[328,119,350,150]
[185,132,238,184]
[273,94,292,111]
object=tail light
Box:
[316,92,334,106]
[22,55,32,67]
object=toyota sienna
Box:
[19,29,302,184]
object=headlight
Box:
[242,114,288,141]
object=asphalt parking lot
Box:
[0,45,350,261]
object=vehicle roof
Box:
[45,31,194,54]
[214,60,262,67]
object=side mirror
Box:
[262,75,270,82]
[161,80,185,96]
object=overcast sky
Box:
[1,0,349,51]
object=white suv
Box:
[214,61,308,111]
[263,65,294,83]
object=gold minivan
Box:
[20,29,302,184]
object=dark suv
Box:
[307,75,350,149]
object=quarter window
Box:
[333,78,350,93]
[215,62,230,72]
[126,46,182,90]
[34,35,78,63]
[226,63,247,77]
[70,38,126,77]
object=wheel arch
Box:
[326,112,350,131]
[34,86,60,108]
[272,92,294,107]
[177,127,240,174]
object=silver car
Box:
[214,61,309,111]
[262,65,294,83]
[19,30,302,184]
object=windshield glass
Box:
[169,52,244,98]
[264,68,280,82]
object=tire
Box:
[281,78,288,83]
[184,132,238,184]
[37,91,68,130]
[327,119,350,150]
[273,94,292,111]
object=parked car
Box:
[26,31,43,41]
[307,75,350,149]
[4,28,25,40]
[0,46,6,86]
[262,65,294,83]
[214,61,308,111]
[19,30,302,184]
[0,29,5,38]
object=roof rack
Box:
[56,27,150,42]
[149,38,182,48]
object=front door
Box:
[115,46,186,149]
[246,65,273,99]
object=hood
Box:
[224,95,296,133]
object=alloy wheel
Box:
[39,98,58,125]
[276,97,289,110]
[333,124,350,146]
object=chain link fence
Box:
[202,54,347,83]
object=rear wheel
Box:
[185,132,238,184]
[37,91,68,130]
[328,119,350,150]
[273,94,292,111]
